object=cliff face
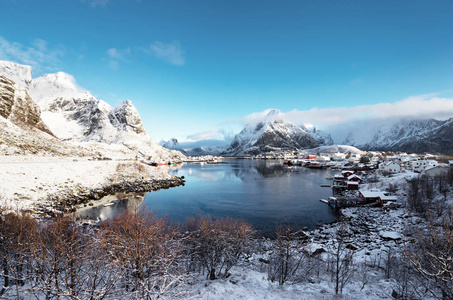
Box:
[0,75,53,136]
[0,60,185,160]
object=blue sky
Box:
[2,0,453,142]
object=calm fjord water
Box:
[144,159,339,235]
[76,159,339,236]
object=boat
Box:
[149,161,167,166]
[319,199,329,204]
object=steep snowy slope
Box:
[360,118,453,153]
[0,74,53,136]
[223,110,318,156]
[302,124,334,146]
[0,60,184,159]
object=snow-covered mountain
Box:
[0,60,184,159]
[160,138,187,155]
[0,74,52,136]
[302,124,334,146]
[160,138,228,156]
[223,110,318,156]
[359,118,453,153]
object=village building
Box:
[410,159,438,173]
[346,181,359,190]
[331,152,347,161]
[379,161,401,173]
[359,189,398,205]
[347,174,363,183]
[317,156,331,162]
[348,153,361,163]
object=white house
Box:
[359,189,398,205]
[411,160,438,173]
[317,156,331,162]
[348,153,361,163]
[331,152,347,161]
[379,161,401,173]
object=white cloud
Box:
[106,47,130,60]
[0,36,65,72]
[80,0,109,8]
[105,47,130,70]
[144,41,185,65]
[240,94,453,144]
[243,94,453,128]
[181,127,235,143]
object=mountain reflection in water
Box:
[146,159,339,236]
[77,160,339,236]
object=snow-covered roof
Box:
[380,195,398,202]
[346,181,359,185]
[360,189,386,198]
[347,174,362,180]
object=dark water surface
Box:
[146,159,339,235]
[77,159,340,236]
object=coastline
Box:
[0,155,184,215]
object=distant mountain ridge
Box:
[223,110,319,156]
[359,118,453,154]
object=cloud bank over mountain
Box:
[240,94,453,144]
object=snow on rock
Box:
[379,231,402,241]
[306,144,365,154]
[224,110,318,156]
[302,125,334,146]
[0,60,184,161]
[0,156,173,210]
[0,60,32,89]
[344,118,453,154]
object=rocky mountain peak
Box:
[264,109,283,122]
[0,60,32,89]
[111,100,146,135]
[0,74,53,136]
[224,116,318,156]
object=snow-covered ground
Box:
[0,155,172,210]
[169,205,421,300]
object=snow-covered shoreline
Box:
[0,155,178,212]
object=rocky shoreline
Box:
[38,176,186,215]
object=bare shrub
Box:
[267,223,309,285]
[404,214,453,299]
[0,211,37,297]
[327,220,356,295]
[27,216,92,299]
[100,208,184,299]
[188,216,254,280]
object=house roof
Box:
[347,174,362,180]
[380,195,398,202]
[360,189,385,198]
